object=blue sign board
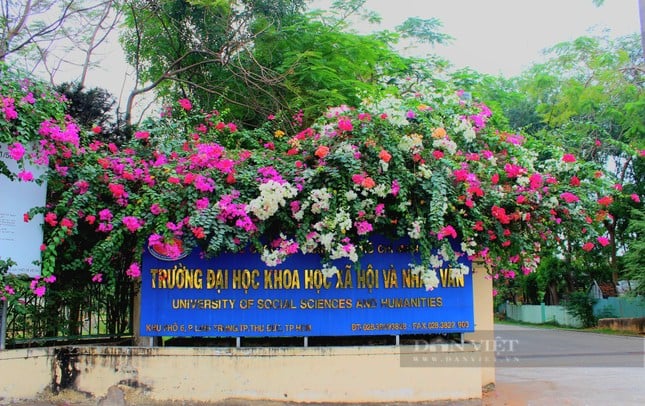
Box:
[141,239,474,337]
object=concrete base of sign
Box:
[0,343,485,403]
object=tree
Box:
[623,207,645,295]
[0,1,121,86]
[472,34,644,292]
[119,0,451,129]
[120,0,308,126]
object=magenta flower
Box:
[562,153,576,163]
[337,117,353,132]
[122,216,143,232]
[355,220,373,235]
[196,197,210,211]
[134,131,150,140]
[437,225,457,240]
[391,179,400,196]
[8,142,25,160]
[126,263,141,278]
[560,192,580,203]
[92,274,103,283]
[32,286,46,297]
[178,98,192,111]
[17,170,34,182]
[98,208,113,222]
[630,194,641,203]
[150,204,162,215]
[597,236,610,247]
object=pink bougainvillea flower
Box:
[122,216,143,233]
[631,194,641,203]
[597,236,610,247]
[178,98,192,111]
[150,204,163,215]
[44,212,58,227]
[92,273,103,283]
[613,183,623,191]
[98,208,113,222]
[8,142,25,160]
[134,131,150,140]
[60,218,74,229]
[504,163,526,178]
[560,192,580,203]
[32,285,46,297]
[562,153,576,163]
[432,150,444,159]
[196,197,210,211]
[126,263,141,278]
[375,203,385,216]
[337,117,353,132]
[437,225,457,240]
[355,220,373,235]
[17,170,34,182]
[23,213,30,222]
[582,242,594,252]
[391,179,400,196]
[351,173,365,185]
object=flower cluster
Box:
[3,67,642,300]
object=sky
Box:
[308,0,641,77]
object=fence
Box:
[501,296,645,328]
[3,281,134,348]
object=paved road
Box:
[486,324,645,405]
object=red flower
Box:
[315,145,330,159]
[582,242,594,252]
[379,149,392,163]
[597,196,613,206]
[178,98,192,111]
[562,153,576,163]
[569,176,580,187]
[44,212,58,227]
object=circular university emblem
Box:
[148,238,191,261]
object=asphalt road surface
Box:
[486,323,645,405]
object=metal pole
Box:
[1,300,7,350]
